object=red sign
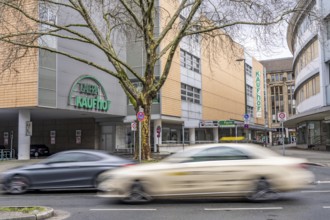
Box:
[156,126,161,133]
[278,112,287,121]
[137,112,145,121]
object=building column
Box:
[153,119,162,152]
[189,128,195,144]
[213,128,219,143]
[18,109,31,160]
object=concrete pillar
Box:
[213,128,219,143]
[18,109,31,160]
[153,119,162,152]
[189,128,195,144]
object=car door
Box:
[28,152,102,188]
[161,146,252,196]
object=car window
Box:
[190,147,250,162]
[45,152,101,163]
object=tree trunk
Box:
[133,102,152,161]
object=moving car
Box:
[97,143,315,203]
[1,150,135,194]
[30,144,50,157]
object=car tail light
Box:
[122,163,135,167]
[294,163,309,169]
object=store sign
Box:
[255,71,262,118]
[68,75,111,112]
[218,120,235,128]
[199,120,218,128]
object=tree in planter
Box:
[0,0,317,160]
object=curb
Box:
[0,206,54,220]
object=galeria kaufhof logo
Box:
[68,75,111,112]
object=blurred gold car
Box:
[97,143,314,203]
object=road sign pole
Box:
[235,124,237,143]
[139,120,141,162]
[282,121,285,156]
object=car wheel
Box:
[246,178,279,201]
[5,175,30,194]
[121,181,152,204]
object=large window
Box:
[288,85,296,115]
[246,85,253,97]
[181,83,201,104]
[247,106,254,118]
[271,86,283,123]
[245,64,252,77]
[295,74,320,105]
[327,19,330,40]
[294,38,319,77]
[180,49,200,73]
[128,82,160,104]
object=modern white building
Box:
[286,0,330,149]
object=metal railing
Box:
[0,149,15,160]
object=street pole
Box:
[139,120,141,162]
[235,124,237,143]
[282,121,285,156]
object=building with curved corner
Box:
[285,0,330,149]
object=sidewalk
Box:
[269,143,330,167]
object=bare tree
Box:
[0,0,315,160]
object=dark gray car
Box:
[0,150,135,194]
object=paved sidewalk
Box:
[269,144,330,167]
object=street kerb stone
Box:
[0,206,54,220]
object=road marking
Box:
[301,190,330,193]
[323,206,330,209]
[316,181,330,184]
[204,207,283,211]
[90,208,157,211]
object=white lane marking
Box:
[323,206,330,209]
[90,208,157,211]
[301,190,330,193]
[204,207,283,211]
[316,181,330,184]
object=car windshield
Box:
[162,148,203,163]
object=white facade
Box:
[286,0,330,148]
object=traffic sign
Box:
[244,124,249,128]
[131,122,137,131]
[137,111,145,121]
[156,126,161,134]
[278,112,287,122]
[244,114,250,120]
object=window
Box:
[180,49,200,73]
[327,19,330,40]
[294,38,319,77]
[191,147,250,162]
[181,83,201,104]
[128,82,160,104]
[247,106,254,118]
[39,3,57,24]
[246,85,253,97]
[295,74,320,105]
[245,64,252,77]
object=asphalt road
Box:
[1,165,330,220]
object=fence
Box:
[0,149,15,160]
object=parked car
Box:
[97,143,315,203]
[30,145,50,157]
[0,150,135,194]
